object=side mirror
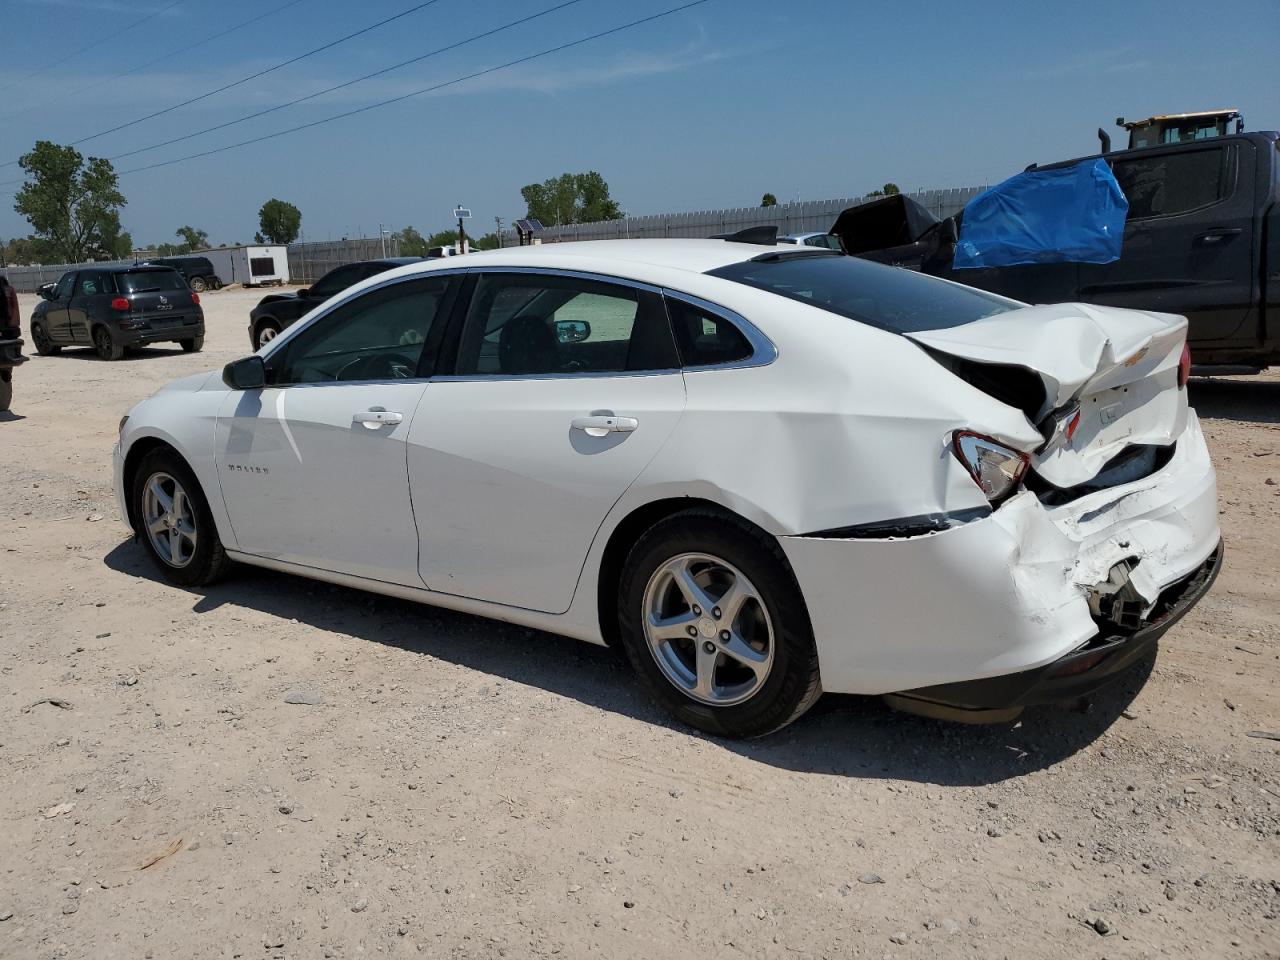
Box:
[940,218,959,244]
[555,319,591,344]
[296,287,311,298]
[39,283,57,300]
[222,355,266,390]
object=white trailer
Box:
[203,245,290,287]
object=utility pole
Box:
[378,222,386,258]
[453,205,471,254]
[494,216,503,249]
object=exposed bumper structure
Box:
[781,412,1220,699]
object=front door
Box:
[45,272,76,342]
[409,269,687,614]
[1079,140,1258,345]
[214,273,457,585]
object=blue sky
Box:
[1,0,1278,246]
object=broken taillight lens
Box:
[1177,343,1191,389]
[952,431,1030,502]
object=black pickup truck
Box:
[0,274,27,412]
[836,131,1280,371]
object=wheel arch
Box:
[594,496,795,649]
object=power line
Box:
[0,0,446,167]
[0,0,188,97]
[0,0,311,123]
[112,0,713,178]
[105,0,586,164]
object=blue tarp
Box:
[953,158,1128,269]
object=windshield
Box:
[119,269,186,294]
[707,255,1018,333]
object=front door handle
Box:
[1195,227,1242,245]
[353,409,403,429]
[571,415,638,437]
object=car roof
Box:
[86,264,182,274]
[405,239,783,277]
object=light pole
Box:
[494,216,504,249]
[378,222,390,258]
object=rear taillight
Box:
[1177,343,1191,389]
[952,431,1030,503]
[191,292,200,305]
[111,297,130,311]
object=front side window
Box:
[665,296,753,367]
[273,275,452,385]
[1111,148,1226,220]
[54,273,76,300]
[455,273,677,376]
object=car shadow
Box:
[48,346,187,362]
[103,541,1148,786]
[1188,376,1280,425]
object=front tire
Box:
[254,319,281,350]
[31,322,60,355]
[180,336,204,353]
[617,511,822,738]
[131,447,232,587]
[189,276,207,293]
[94,326,123,361]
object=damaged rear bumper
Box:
[780,412,1220,700]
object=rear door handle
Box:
[571,415,638,437]
[353,409,403,429]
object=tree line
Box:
[1,137,903,267]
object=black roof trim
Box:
[747,248,843,263]
[711,225,778,245]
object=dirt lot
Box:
[1,285,1278,960]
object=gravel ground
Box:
[1,286,1278,960]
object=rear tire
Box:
[210,277,224,290]
[131,447,232,587]
[254,319,281,350]
[180,336,204,353]
[31,322,59,356]
[189,276,207,293]
[0,374,11,412]
[616,510,822,738]
[94,326,123,361]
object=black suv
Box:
[248,257,421,349]
[144,255,221,293]
[30,265,205,360]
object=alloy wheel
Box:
[258,325,279,346]
[642,552,775,706]
[142,472,198,568]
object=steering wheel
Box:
[335,352,417,381]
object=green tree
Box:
[13,141,127,263]
[473,232,500,251]
[882,182,901,196]
[392,225,428,257]
[426,229,460,249]
[760,193,777,207]
[520,171,622,226]
[257,198,301,244]
[175,225,208,253]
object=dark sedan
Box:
[247,257,422,349]
[30,265,204,361]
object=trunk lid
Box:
[118,269,201,326]
[908,302,1188,489]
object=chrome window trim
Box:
[660,288,778,371]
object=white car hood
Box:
[156,370,221,394]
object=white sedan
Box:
[113,240,1222,737]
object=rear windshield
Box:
[119,269,186,294]
[707,254,1017,333]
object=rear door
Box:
[1079,140,1258,345]
[67,270,107,343]
[408,269,687,613]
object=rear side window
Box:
[707,254,1016,334]
[77,271,110,296]
[119,269,186,294]
[455,273,677,376]
[665,296,753,366]
[1111,148,1226,220]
